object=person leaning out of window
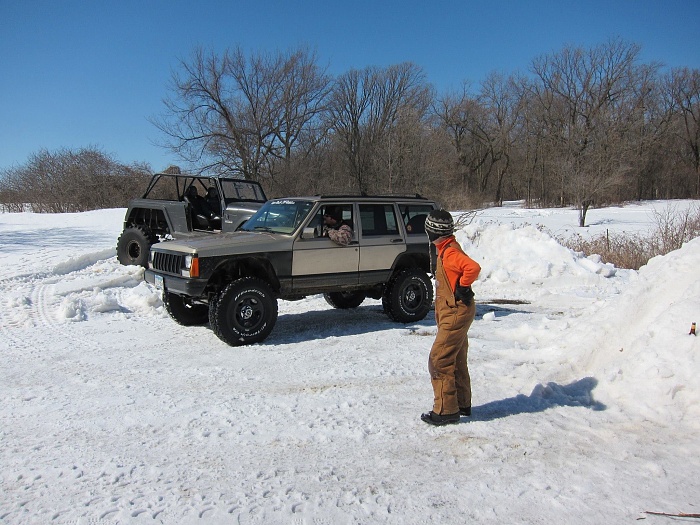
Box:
[322,206,353,246]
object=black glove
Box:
[454,284,474,306]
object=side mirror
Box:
[302,227,317,239]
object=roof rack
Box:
[313,193,429,200]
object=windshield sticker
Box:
[272,200,296,205]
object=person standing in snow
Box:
[322,206,353,246]
[421,210,481,426]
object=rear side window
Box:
[220,180,267,202]
[359,204,399,237]
[399,204,434,235]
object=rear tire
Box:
[323,291,366,309]
[382,268,433,323]
[163,292,209,326]
[209,278,278,346]
[117,225,156,267]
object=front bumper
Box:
[144,269,208,297]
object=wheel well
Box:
[365,253,429,300]
[392,253,430,274]
[207,257,280,297]
[126,208,170,236]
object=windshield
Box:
[241,199,314,234]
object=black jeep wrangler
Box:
[144,194,438,346]
[116,167,267,267]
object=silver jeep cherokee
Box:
[144,195,437,346]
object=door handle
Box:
[390,238,403,243]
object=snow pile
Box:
[458,220,632,303]
[54,263,164,323]
[573,237,700,424]
[454,214,699,425]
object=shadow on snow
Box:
[268,303,402,344]
[472,377,606,421]
[264,301,530,345]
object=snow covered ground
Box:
[1,200,698,524]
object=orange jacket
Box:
[435,236,481,291]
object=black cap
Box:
[324,206,342,221]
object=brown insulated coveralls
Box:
[429,241,479,415]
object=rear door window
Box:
[398,204,434,235]
[359,204,400,237]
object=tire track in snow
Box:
[0,272,53,351]
[0,258,172,524]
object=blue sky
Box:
[1,0,699,172]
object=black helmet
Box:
[425,209,454,241]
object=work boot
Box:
[420,411,460,426]
[459,406,471,416]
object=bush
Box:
[0,147,151,213]
[559,203,700,270]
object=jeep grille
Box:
[152,252,184,275]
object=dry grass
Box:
[559,203,700,270]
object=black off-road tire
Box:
[323,291,366,309]
[382,268,433,323]
[163,291,209,326]
[209,277,278,346]
[116,225,156,267]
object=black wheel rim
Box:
[234,294,265,330]
[127,240,141,260]
[401,281,424,313]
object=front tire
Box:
[209,278,278,346]
[116,225,156,267]
[323,291,366,309]
[163,292,209,326]
[382,268,433,323]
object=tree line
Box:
[0,148,150,213]
[2,38,699,225]
[153,38,699,225]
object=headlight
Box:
[182,255,199,277]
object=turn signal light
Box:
[189,257,199,278]
[183,255,200,278]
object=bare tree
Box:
[477,72,525,204]
[153,45,331,192]
[512,76,549,206]
[530,39,643,225]
[613,63,668,200]
[269,49,333,191]
[663,68,700,196]
[431,85,490,199]
[326,63,431,194]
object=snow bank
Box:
[457,220,632,303]
[573,237,700,425]
[450,214,699,426]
